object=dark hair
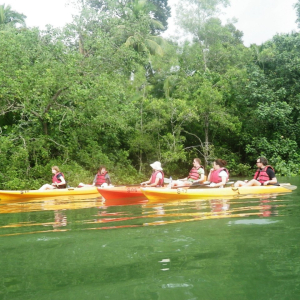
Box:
[214,159,227,168]
[98,165,107,173]
[257,157,268,165]
[194,158,201,165]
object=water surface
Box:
[1,177,300,299]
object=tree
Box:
[295,0,300,28]
[0,4,26,27]
[87,0,171,33]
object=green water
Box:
[1,177,300,299]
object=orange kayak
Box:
[97,186,145,200]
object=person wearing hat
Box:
[141,161,164,187]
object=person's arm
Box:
[56,175,66,187]
[92,174,97,186]
[207,169,213,182]
[263,169,277,185]
[196,173,205,183]
[214,175,227,188]
[194,168,205,183]
[105,174,111,185]
[147,176,160,187]
[141,177,151,185]
[145,172,162,187]
[263,177,277,185]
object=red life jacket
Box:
[254,165,274,184]
[210,168,229,183]
[95,172,108,186]
[52,172,65,184]
[188,166,204,180]
[150,170,164,187]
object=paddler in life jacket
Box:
[171,158,205,187]
[39,166,67,190]
[207,159,229,188]
[93,166,111,187]
[234,157,277,187]
[141,161,164,187]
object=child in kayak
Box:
[93,166,111,187]
[39,166,66,190]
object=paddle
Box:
[278,183,297,190]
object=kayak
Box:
[141,184,296,202]
[97,186,146,200]
[0,186,100,202]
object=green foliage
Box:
[0,1,300,188]
[0,4,26,27]
[244,137,300,176]
[87,0,171,33]
[270,155,300,176]
[211,148,252,176]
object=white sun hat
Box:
[150,161,163,171]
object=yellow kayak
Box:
[141,184,296,202]
[0,186,100,202]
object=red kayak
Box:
[97,186,148,206]
[97,186,145,200]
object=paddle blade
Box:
[280,184,297,191]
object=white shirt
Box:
[219,170,228,179]
[156,172,163,179]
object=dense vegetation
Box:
[1,0,300,189]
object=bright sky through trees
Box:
[3,0,299,46]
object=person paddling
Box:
[234,157,277,187]
[39,166,66,190]
[207,159,229,188]
[141,161,164,187]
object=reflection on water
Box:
[0,192,293,236]
[1,178,300,300]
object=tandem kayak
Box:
[0,186,100,202]
[141,184,296,202]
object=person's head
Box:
[213,159,227,169]
[256,157,268,167]
[150,161,163,171]
[98,166,107,174]
[193,158,201,167]
[52,166,60,174]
